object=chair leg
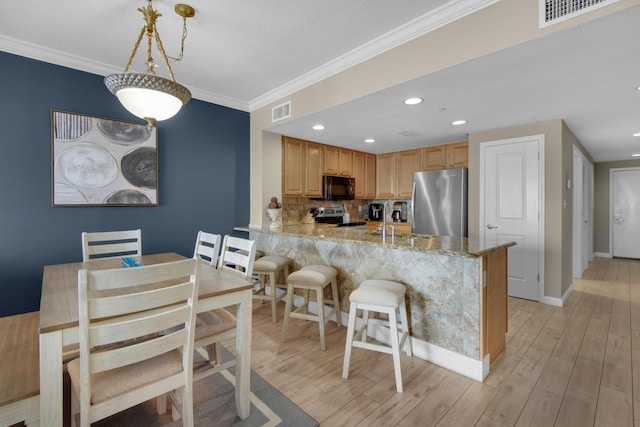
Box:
[281,282,294,342]
[399,303,413,357]
[157,394,167,415]
[342,302,358,379]
[331,278,341,326]
[362,309,369,342]
[317,287,326,350]
[388,309,403,393]
[269,272,277,323]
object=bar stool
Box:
[342,279,412,392]
[281,265,341,350]
[252,255,290,322]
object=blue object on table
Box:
[121,257,143,268]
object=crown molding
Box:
[0,34,250,112]
[248,0,499,112]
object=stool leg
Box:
[281,282,294,342]
[331,277,341,326]
[342,301,357,379]
[388,308,403,393]
[362,309,369,342]
[317,286,326,350]
[399,303,412,357]
[269,271,277,323]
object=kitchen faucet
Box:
[380,201,395,244]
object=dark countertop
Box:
[236,224,515,258]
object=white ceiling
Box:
[0,1,638,162]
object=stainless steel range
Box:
[310,207,365,227]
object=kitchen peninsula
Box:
[243,224,515,381]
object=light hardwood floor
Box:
[247,257,640,426]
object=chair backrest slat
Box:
[217,235,256,280]
[82,229,142,261]
[193,231,221,266]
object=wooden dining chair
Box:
[81,229,142,261]
[192,235,256,382]
[193,231,221,266]
[67,259,200,427]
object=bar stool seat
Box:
[342,279,412,392]
[281,265,341,350]
[252,255,290,322]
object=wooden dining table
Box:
[38,252,253,426]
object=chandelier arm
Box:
[124,27,147,73]
[153,24,177,82]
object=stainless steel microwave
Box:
[322,175,355,200]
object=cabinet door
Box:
[339,149,354,177]
[395,149,421,198]
[324,145,340,175]
[447,141,469,168]
[282,137,305,196]
[353,151,366,198]
[421,146,447,170]
[376,153,395,198]
[305,142,323,196]
[364,153,376,198]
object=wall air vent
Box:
[540,0,620,27]
[272,101,291,123]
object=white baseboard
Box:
[281,291,487,382]
[539,283,571,307]
[594,251,611,258]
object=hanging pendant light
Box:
[104,0,195,126]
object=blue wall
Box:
[0,51,250,316]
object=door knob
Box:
[486,224,499,229]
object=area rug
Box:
[91,350,319,427]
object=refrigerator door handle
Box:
[411,181,416,227]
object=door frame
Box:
[572,146,594,278]
[479,134,545,302]
[609,167,640,258]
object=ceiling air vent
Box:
[272,101,291,123]
[540,0,620,27]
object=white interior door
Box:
[481,136,543,301]
[612,168,640,259]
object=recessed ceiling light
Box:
[364,138,375,143]
[452,120,467,126]
[633,132,640,137]
[404,97,423,105]
[312,124,325,130]
[633,152,640,157]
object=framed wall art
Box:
[51,110,158,206]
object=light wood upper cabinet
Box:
[421,141,468,170]
[339,149,354,176]
[282,137,305,196]
[447,141,469,168]
[282,136,323,197]
[354,151,376,199]
[422,146,447,171]
[324,145,354,177]
[305,141,323,197]
[364,153,376,198]
[376,153,395,198]
[323,145,340,175]
[395,149,421,198]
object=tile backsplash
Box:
[282,197,410,224]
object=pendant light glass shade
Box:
[105,73,191,124]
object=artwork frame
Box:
[51,110,158,206]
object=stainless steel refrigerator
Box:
[411,167,468,236]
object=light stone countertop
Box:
[236,224,515,258]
